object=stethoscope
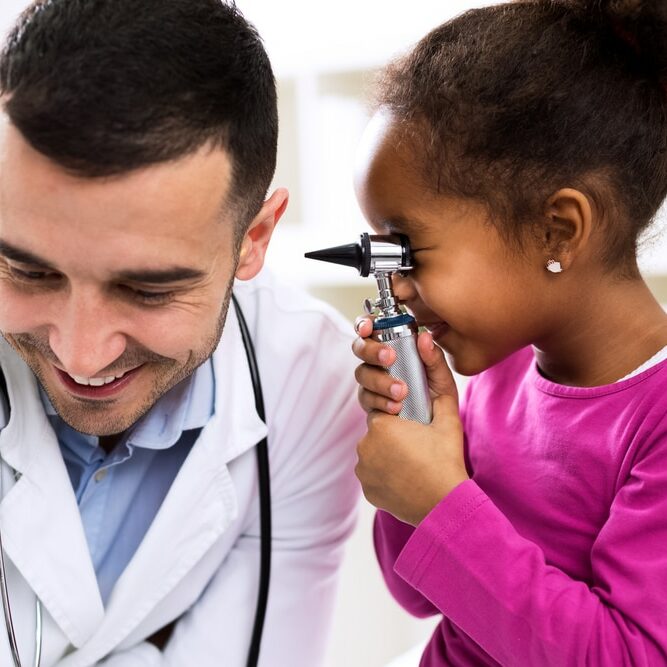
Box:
[0,293,272,667]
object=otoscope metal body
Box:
[305,234,432,424]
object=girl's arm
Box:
[374,509,439,618]
[392,437,667,666]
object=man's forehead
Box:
[0,123,234,225]
[0,122,237,274]
[3,124,229,185]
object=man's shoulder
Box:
[232,269,352,342]
[226,269,359,393]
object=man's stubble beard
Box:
[2,279,235,437]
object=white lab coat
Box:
[0,270,365,667]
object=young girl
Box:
[351,1,667,664]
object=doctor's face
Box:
[0,121,273,438]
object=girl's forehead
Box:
[356,111,414,171]
[355,115,434,223]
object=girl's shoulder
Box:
[463,347,667,473]
[469,346,667,400]
[464,345,667,420]
[464,346,667,442]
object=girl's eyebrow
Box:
[383,215,426,235]
[0,239,205,284]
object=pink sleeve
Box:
[395,457,667,666]
[373,510,439,617]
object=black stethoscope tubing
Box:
[232,293,272,667]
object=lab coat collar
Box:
[0,337,105,647]
[208,297,269,462]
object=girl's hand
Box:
[352,316,459,412]
[357,392,468,526]
[352,316,469,525]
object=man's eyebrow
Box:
[0,240,58,269]
[0,240,206,284]
[113,267,207,284]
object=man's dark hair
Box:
[0,0,278,240]
[375,0,667,276]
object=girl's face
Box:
[354,112,559,376]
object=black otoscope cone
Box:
[304,235,372,276]
[304,243,363,271]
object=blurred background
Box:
[1,2,666,665]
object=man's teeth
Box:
[67,371,127,386]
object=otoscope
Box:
[305,233,432,424]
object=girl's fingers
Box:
[352,335,396,367]
[354,316,374,338]
[353,316,397,366]
[355,363,407,401]
[353,315,402,415]
[358,385,403,415]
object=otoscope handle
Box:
[372,315,433,424]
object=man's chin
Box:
[49,401,145,437]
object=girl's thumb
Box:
[431,392,463,435]
[417,331,458,400]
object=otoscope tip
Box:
[304,243,364,272]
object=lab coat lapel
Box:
[82,302,268,651]
[0,343,104,648]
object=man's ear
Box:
[235,188,289,281]
[540,188,593,270]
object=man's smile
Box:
[53,363,144,400]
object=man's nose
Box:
[48,288,127,378]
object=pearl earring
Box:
[546,259,562,273]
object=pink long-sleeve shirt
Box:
[375,346,667,666]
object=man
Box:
[0,1,363,665]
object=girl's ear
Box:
[541,188,593,270]
[235,188,289,281]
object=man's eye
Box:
[9,266,54,281]
[124,287,175,305]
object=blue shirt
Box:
[41,360,215,604]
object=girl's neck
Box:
[534,277,667,387]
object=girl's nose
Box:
[391,271,418,303]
